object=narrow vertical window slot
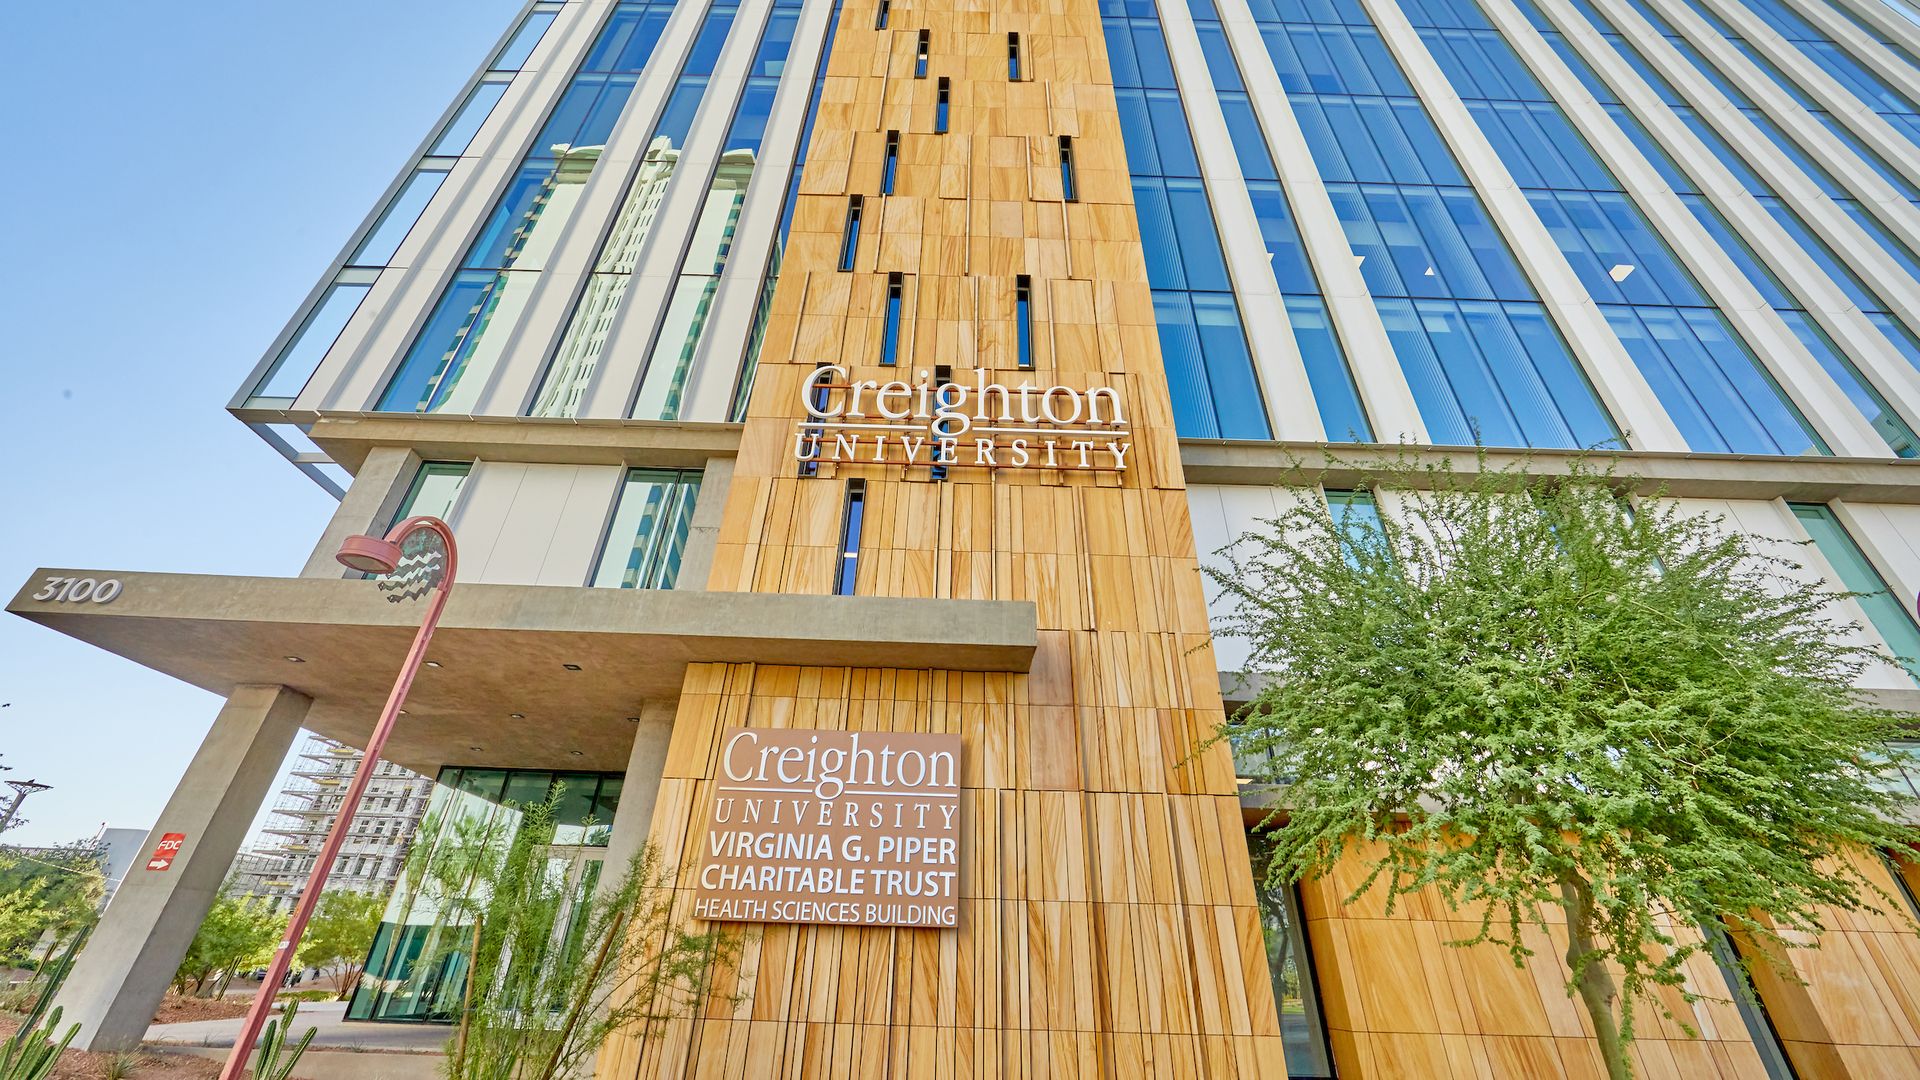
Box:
[936,78,950,133]
[883,130,900,195]
[930,364,954,481]
[839,195,864,273]
[1008,33,1022,80]
[875,0,889,29]
[1058,135,1076,202]
[915,30,930,78]
[1016,275,1034,370]
[800,362,834,478]
[835,479,867,595]
[882,273,905,366]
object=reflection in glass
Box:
[536,1,791,419]
[1246,828,1337,1078]
[592,468,703,589]
[1791,503,1920,683]
[392,463,471,526]
[346,768,621,1023]
[735,0,848,417]
[429,78,512,157]
[494,8,560,71]
[253,280,372,402]
[630,74,787,418]
[378,0,674,415]
[350,166,452,268]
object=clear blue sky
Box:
[0,2,521,845]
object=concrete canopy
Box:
[9,569,1038,774]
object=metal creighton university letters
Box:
[793,365,1133,472]
[694,728,962,928]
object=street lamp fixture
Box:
[219,516,457,1080]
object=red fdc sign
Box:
[146,832,186,872]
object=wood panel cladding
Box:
[595,0,1289,1071]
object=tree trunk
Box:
[1557,869,1633,1080]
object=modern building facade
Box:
[225,735,433,913]
[14,0,1920,1073]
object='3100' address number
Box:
[32,576,122,604]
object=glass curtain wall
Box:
[1186,0,1374,440]
[735,0,851,420]
[346,767,623,1023]
[1249,0,1618,448]
[631,0,805,420]
[247,5,562,406]
[1610,0,1920,265]
[378,0,681,415]
[1556,0,1920,363]
[1517,0,1919,456]
[531,1,771,418]
[591,468,704,588]
[1102,0,1273,439]
[1705,0,1920,152]
[1411,0,1828,455]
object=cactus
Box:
[0,1005,79,1080]
[251,1000,317,1080]
[0,931,85,1080]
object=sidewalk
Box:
[145,1001,448,1054]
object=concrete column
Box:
[300,446,422,578]
[55,685,311,1051]
[599,699,678,883]
[680,456,735,591]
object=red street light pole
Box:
[219,516,457,1080]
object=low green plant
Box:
[102,1051,143,1080]
[250,1000,317,1080]
[0,986,35,1015]
[0,928,85,1080]
[448,792,731,1080]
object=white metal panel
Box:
[448,462,625,585]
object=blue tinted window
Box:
[380,0,680,414]
[1424,0,1830,455]
[1252,0,1620,448]
[1106,4,1269,440]
[839,197,863,272]
[738,0,849,415]
[495,10,560,70]
[430,79,511,156]
[1016,277,1034,369]
[882,275,903,365]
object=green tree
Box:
[1211,456,1920,1080]
[449,792,730,1080]
[0,846,104,966]
[174,890,285,998]
[297,890,386,1000]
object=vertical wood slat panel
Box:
[596,0,1285,1070]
